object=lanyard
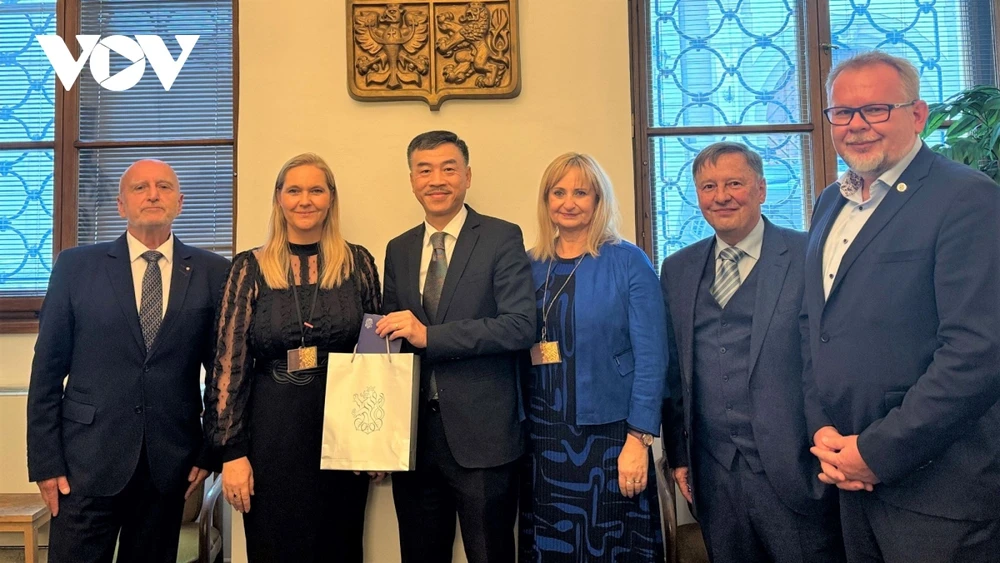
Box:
[540,255,585,342]
[288,262,321,348]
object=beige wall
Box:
[0,0,672,559]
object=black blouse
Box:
[203,242,382,460]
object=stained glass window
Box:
[0,0,56,294]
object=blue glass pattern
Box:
[0,0,55,142]
[0,1,56,293]
[0,149,54,293]
[649,0,804,128]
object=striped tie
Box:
[711,246,744,308]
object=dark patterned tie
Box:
[422,232,447,401]
[139,250,164,351]
[711,246,745,308]
[422,232,448,320]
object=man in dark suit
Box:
[376,130,535,563]
[26,159,230,563]
[806,51,1000,562]
[661,142,843,562]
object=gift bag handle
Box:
[351,333,393,363]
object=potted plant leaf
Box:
[921,85,1000,183]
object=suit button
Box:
[723,375,729,382]
[143,366,150,373]
[134,406,143,414]
[721,321,728,327]
[820,334,830,343]
[726,404,733,410]
[720,347,727,354]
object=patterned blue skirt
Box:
[519,416,663,562]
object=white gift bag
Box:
[321,346,420,471]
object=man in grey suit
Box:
[661,142,843,562]
[376,130,535,563]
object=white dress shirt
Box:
[126,231,173,318]
[714,215,765,283]
[419,205,468,298]
[822,139,923,298]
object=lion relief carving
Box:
[435,2,511,88]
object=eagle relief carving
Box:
[354,4,430,89]
[347,0,520,110]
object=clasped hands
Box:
[810,426,880,492]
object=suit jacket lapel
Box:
[828,145,933,300]
[150,237,193,357]
[679,238,713,393]
[807,187,846,314]
[105,234,145,355]
[435,207,480,324]
[748,220,789,379]
[405,225,429,325]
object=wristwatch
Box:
[628,429,654,447]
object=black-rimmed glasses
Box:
[822,101,917,125]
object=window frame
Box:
[629,0,1000,255]
[0,0,239,333]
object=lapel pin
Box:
[896,182,908,193]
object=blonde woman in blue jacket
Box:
[518,152,669,562]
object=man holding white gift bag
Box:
[377,130,536,563]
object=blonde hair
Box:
[257,153,353,290]
[530,152,622,261]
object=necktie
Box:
[712,246,744,308]
[423,232,448,320]
[139,250,164,351]
[422,232,447,401]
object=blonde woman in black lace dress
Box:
[203,153,382,562]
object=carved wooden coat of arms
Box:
[347,1,520,110]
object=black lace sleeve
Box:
[203,250,260,462]
[350,243,382,314]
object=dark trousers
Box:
[693,446,844,563]
[47,448,186,563]
[840,489,1000,563]
[392,405,518,563]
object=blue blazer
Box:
[27,234,230,496]
[804,144,1000,521]
[530,240,667,435]
[661,218,831,515]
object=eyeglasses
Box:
[822,101,917,125]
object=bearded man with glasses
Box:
[803,51,1000,563]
